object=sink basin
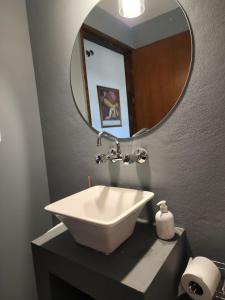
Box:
[45,185,154,254]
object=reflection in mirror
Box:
[71,0,192,139]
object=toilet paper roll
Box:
[181,256,221,300]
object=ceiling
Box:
[98,0,179,27]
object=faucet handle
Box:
[95,154,106,164]
[122,153,137,165]
[123,154,131,165]
[134,148,148,164]
[109,148,117,156]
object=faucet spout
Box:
[96,131,122,163]
[96,131,104,147]
[97,131,120,152]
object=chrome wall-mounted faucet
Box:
[96,131,122,164]
[95,131,148,165]
[97,131,121,154]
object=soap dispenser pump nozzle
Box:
[157,200,168,213]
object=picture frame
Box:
[97,85,122,128]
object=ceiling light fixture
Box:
[118,0,145,19]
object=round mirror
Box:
[71,0,192,139]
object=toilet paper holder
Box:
[222,280,225,295]
[178,259,225,299]
[179,278,225,300]
[187,280,225,299]
[214,260,225,299]
[188,281,204,296]
[215,279,225,299]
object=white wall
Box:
[0,0,51,299]
[84,39,130,138]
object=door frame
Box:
[79,24,135,135]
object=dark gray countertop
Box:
[32,222,188,300]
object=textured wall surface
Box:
[0,0,52,300]
[27,0,225,262]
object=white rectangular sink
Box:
[45,186,154,254]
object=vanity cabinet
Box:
[32,223,190,300]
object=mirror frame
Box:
[70,0,193,141]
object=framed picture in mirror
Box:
[97,86,122,128]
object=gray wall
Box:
[0,0,51,300]
[26,0,225,264]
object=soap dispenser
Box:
[155,200,175,240]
